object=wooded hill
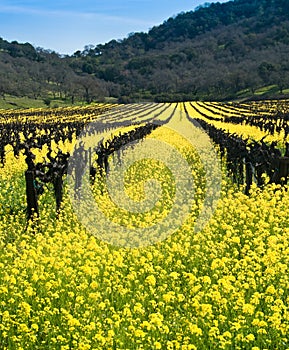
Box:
[1,0,289,104]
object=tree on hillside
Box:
[77,75,107,103]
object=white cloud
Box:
[0,4,154,26]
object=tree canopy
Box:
[1,0,289,103]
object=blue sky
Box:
[0,0,229,55]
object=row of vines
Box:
[0,100,289,349]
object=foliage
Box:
[1,0,289,102]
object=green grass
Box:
[234,84,289,102]
[0,96,46,109]
[0,95,89,110]
[254,84,279,95]
[282,87,289,94]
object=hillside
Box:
[1,0,289,104]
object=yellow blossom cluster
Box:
[185,102,289,146]
[0,102,289,349]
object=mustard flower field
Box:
[0,101,289,349]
